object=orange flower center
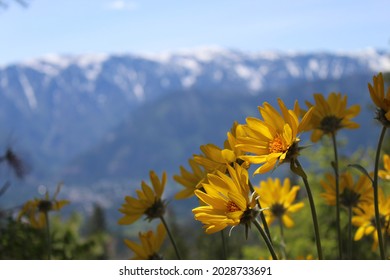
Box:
[269,134,287,153]
[226,201,240,212]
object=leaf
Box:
[347,164,374,184]
[290,160,307,180]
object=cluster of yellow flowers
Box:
[117,72,390,260]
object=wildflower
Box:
[173,158,207,199]
[18,183,69,229]
[236,98,313,175]
[368,72,390,126]
[193,143,233,173]
[320,172,373,209]
[124,223,166,260]
[254,177,304,228]
[302,93,360,142]
[118,170,166,225]
[192,163,259,234]
[379,154,390,180]
[352,189,390,250]
[194,122,251,175]
[224,121,251,169]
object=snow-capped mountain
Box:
[0,47,389,184]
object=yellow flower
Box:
[352,189,390,250]
[192,163,258,234]
[368,72,390,124]
[320,172,373,208]
[302,93,360,142]
[18,183,69,229]
[173,158,207,200]
[193,122,251,175]
[193,143,234,173]
[118,170,166,225]
[224,121,251,169]
[379,154,390,180]
[254,177,304,228]
[124,223,166,260]
[236,98,313,175]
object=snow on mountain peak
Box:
[23,53,109,79]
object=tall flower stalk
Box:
[321,172,373,259]
[367,72,390,259]
[331,132,342,259]
[291,158,323,260]
[301,92,360,259]
[253,176,304,258]
[160,215,181,260]
[372,126,387,259]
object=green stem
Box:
[279,220,286,259]
[160,216,181,260]
[293,159,323,260]
[220,229,228,259]
[252,219,278,260]
[373,126,387,260]
[348,206,353,260]
[331,132,342,259]
[44,211,51,260]
[249,180,273,245]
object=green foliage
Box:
[0,211,111,260]
[0,218,46,259]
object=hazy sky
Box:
[1,0,389,65]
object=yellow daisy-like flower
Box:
[124,223,166,260]
[320,172,373,209]
[254,177,304,228]
[302,93,360,142]
[379,154,390,180]
[173,158,207,200]
[194,122,251,174]
[118,170,166,225]
[18,183,69,229]
[193,143,234,173]
[352,189,390,250]
[368,72,390,125]
[224,121,251,169]
[236,98,313,175]
[175,123,250,200]
[192,163,258,234]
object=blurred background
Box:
[0,0,390,259]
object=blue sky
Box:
[1,0,389,65]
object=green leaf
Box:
[347,164,374,184]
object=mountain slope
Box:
[0,48,388,182]
[64,72,380,184]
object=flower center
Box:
[38,200,53,213]
[269,134,287,153]
[376,108,390,127]
[226,201,240,212]
[144,199,166,221]
[340,188,361,208]
[270,203,286,218]
[319,115,343,134]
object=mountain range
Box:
[0,47,389,211]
